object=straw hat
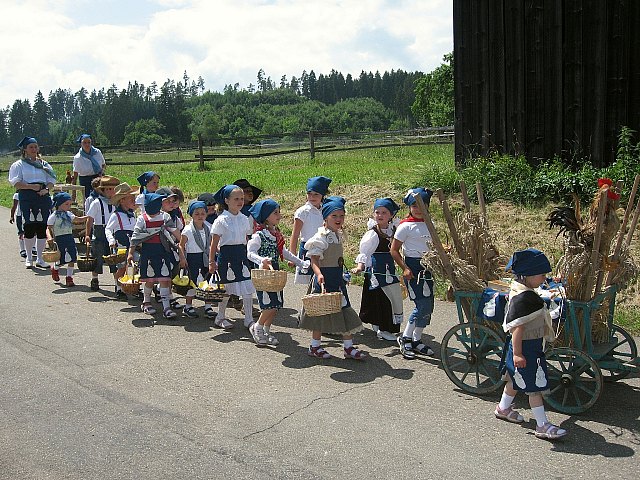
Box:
[110,182,139,205]
[96,175,120,189]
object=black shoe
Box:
[397,336,416,360]
[411,340,435,356]
[116,289,127,300]
[19,250,27,258]
[90,278,99,291]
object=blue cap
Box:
[249,199,279,224]
[306,176,332,195]
[53,192,72,208]
[17,137,37,148]
[321,196,346,219]
[144,192,166,215]
[187,200,207,216]
[137,171,158,187]
[373,197,400,216]
[213,184,240,204]
[403,187,433,207]
[75,134,91,143]
[506,248,552,276]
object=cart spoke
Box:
[459,363,473,382]
[453,332,472,354]
[546,362,564,377]
[549,383,563,395]
[571,387,583,407]
[576,382,596,396]
[562,388,569,406]
[448,358,467,371]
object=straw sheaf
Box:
[421,247,485,292]
[454,211,504,281]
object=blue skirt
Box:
[502,338,549,394]
[56,234,77,265]
[186,252,208,284]
[256,260,284,310]
[18,189,51,225]
[404,256,434,301]
[217,244,252,284]
[369,251,400,289]
[139,242,176,281]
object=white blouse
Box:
[182,222,209,254]
[247,229,308,267]
[304,226,343,260]
[72,148,106,176]
[8,159,57,186]
[355,224,395,267]
[294,202,324,242]
[86,196,114,226]
[211,210,253,246]
[393,221,431,258]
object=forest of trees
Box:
[0,56,454,152]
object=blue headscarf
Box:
[17,136,57,181]
[76,134,101,174]
[506,248,552,276]
[249,199,279,224]
[144,192,166,215]
[306,176,332,195]
[213,184,240,205]
[137,171,158,188]
[17,136,37,148]
[53,192,71,208]
[373,197,400,216]
[53,192,73,228]
[403,187,433,207]
[187,200,207,217]
[321,196,346,219]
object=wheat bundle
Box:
[455,212,504,281]
[421,247,485,292]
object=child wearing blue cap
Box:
[390,187,436,359]
[352,197,404,341]
[72,134,105,201]
[495,248,567,440]
[135,171,160,214]
[178,200,217,319]
[8,137,57,269]
[46,192,89,287]
[85,175,120,291]
[208,185,256,329]
[129,193,186,319]
[289,176,332,285]
[247,199,310,346]
[299,196,366,359]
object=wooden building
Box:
[453,0,640,167]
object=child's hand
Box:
[513,354,527,369]
[47,239,54,248]
[316,273,325,285]
[208,260,217,274]
[402,267,414,281]
[287,261,295,268]
[85,237,92,245]
[261,259,272,269]
[180,258,188,268]
[127,253,134,264]
[9,217,14,224]
[351,266,363,275]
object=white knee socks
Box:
[143,285,153,304]
[24,237,36,260]
[403,322,416,339]
[242,296,253,326]
[217,296,229,319]
[412,327,424,342]
[531,405,548,428]
[36,238,46,260]
[498,392,515,411]
[160,287,171,310]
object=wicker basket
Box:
[70,205,84,216]
[251,266,287,292]
[103,248,127,266]
[77,249,97,272]
[42,242,61,263]
[172,269,193,296]
[118,264,141,295]
[302,286,343,316]
[195,274,226,302]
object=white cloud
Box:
[0,0,452,107]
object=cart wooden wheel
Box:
[440,322,505,394]
[602,324,638,382]
[544,347,603,414]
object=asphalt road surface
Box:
[0,206,638,479]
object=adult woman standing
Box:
[72,133,105,201]
[8,137,57,268]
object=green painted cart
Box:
[440,286,638,413]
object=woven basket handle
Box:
[84,246,91,259]
[268,264,274,271]
[320,283,327,294]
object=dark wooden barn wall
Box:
[453,0,640,167]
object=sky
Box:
[0,0,452,108]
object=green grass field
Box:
[2,144,639,334]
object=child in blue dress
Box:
[289,176,331,285]
[299,197,366,359]
[390,188,436,359]
[352,197,403,341]
[247,199,310,346]
[129,193,186,319]
[46,192,89,287]
[135,171,160,214]
[10,191,26,258]
[209,185,256,329]
[495,248,568,440]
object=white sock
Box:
[263,325,271,334]
[412,327,424,342]
[24,237,36,259]
[255,323,264,333]
[36,238,46,260]
[242,296,253,325]
[343,339,353,349]
[67,267,73,278]
[498,392,515,411]
[160,287,171,310]
[218,297,229,318]
[18,237,25,252]
[311,338,321,348]
[403,322,416,339]
[531,405,548,428]
[143,285,153,304]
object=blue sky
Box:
[0,0,452,107]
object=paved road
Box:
[0,206,638,479]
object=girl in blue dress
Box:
[495,248,568,440]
